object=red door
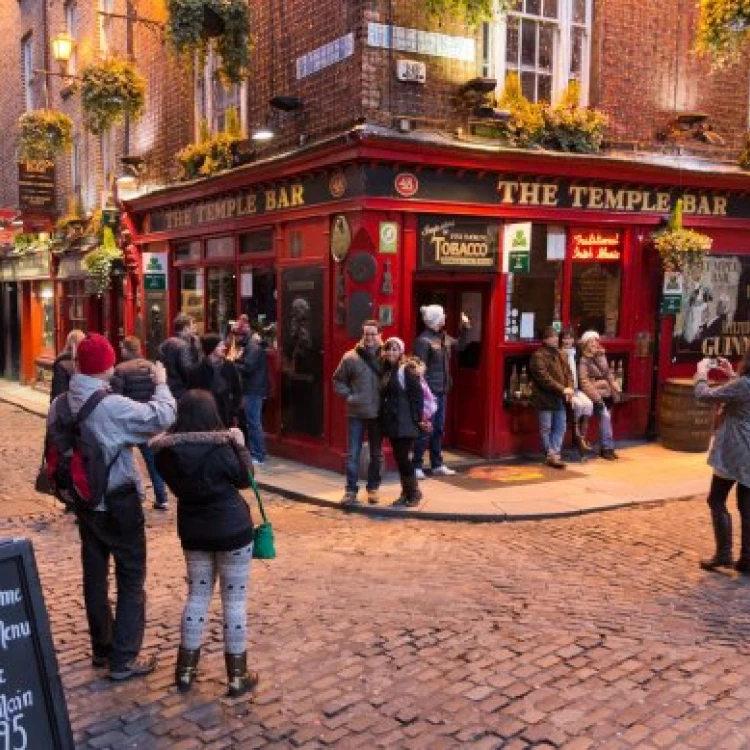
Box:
[414,283,489,454]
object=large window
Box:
[195,46,247,136]
[65,2,78,75]
[570,262,621,337]
[207,267,236,336]
[179,269,205,335]
[22,35,34,112]
[99,0,113,55]
[483,0,592,103]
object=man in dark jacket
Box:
[411,304,469,480]
[529,325,574,469]
[111,336,169,509]
[236,329,270,466]
[332,319,383,505]
[157,314,201,399]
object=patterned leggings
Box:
[181,542,253,654]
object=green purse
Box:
[249,474,276,560]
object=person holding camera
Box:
[578,330,621,460]
[694,352,750,574]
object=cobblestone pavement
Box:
[3,401,750,749]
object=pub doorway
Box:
[413,282,489,455]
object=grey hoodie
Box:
[47,373,177,505]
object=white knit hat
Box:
[421,304,445,329]
[384,336,405,354]
[579,330,601,345]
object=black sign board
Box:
[0,538,73,749]
[18,161,56,213]
[418,217,499,272]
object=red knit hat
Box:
[77,333,116,375]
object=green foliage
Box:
[83,228,123,296]
[225,107,241,139]
[739,132,750,169]
[166,0,251,84]
[81,59,146,135]
[424,0,517,25]
[539,81,609,153]
[496,73,545,147]
[651,200,713,273]
[695,0,750,64]
[176,132,240,179]
[12,233,51,255]
[18,109,73,160]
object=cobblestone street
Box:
[3,401,750,749]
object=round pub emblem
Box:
[394,173,419,198]
[329,170,347,199]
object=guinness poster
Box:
[672,255,750,361]
[418,217,498,272]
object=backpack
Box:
[398,366,438,421]
[45,391,119,509]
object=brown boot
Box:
[225,652,259,698]
[577,416,592,451]
[175,646,200,693]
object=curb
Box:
[0,395,48,419]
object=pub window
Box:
[66,280,88,329]
[179,268,205,335]
[99,0,114,55]
[570,261,621,337]
[504,224,563,341]
[40,282,55,351]
[240,266,277,347]
[205,236,234,259]
[195,45,247,136]
[482,0,592,104]
[174,240,201,263]
[240,229,274,255]
[65,1,78,75]
[21,35,34,112]
[207,266,236,336]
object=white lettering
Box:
[0,620,30,651]
[0,590,21,608]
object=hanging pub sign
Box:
[570,229,622,261]
[418,217,498,271]
[503,222,532,274]
[672,255,750,361]
[18,161,56,213]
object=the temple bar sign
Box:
[497,180,728,216]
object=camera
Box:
[707,358,719,369]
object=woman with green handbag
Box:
[150,389,259,697]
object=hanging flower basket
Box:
[18,110,73,161]
[80,59,146,135]
[651,200,713,273]
[695,0,750,63]
[83,228,123,296]
[166,0,251,84]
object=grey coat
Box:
[413,328,469,395]
[695,376,750,487]
[332,345,382,419]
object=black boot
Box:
[175,646,200,693]
[225,652,259,698]
[700,506,733,571]
[735,496,750,574]
[403,475,422,507]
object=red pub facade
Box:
[123,127,750,469]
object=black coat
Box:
[157,336,200,399]
[151,430,253,551]
[187,358,243,428]
[50,353,75,402]
[110,357,155,403]
[380,365,424,439]
[236,340,270,397]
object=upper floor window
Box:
[99,0,113,55]
[483,0,592,104]
[195,45,247,137]
[22,35,34,111]
[65,2,78,75]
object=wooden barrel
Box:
[659,378,714,452]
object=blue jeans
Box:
[244,395,266,462]
[598,404,615,450]
[412,393,446,470]
[138,443,167,505]
[538,407,567,458]
[346,417,383,493]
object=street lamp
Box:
[51,32,74,75]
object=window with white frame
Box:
[483,0,592,104]
[22,35,34,112]
[65,1,78,75]
[99,0,113,55]
[195,45,247,137]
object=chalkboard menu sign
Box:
[0,538,73,750]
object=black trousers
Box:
[77,486,146,670]
[390,437,416,482]
[708,475,750,511]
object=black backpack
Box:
[45,391,119,509]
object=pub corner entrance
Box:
[413,282,490,456]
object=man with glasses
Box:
[333,320,384,505]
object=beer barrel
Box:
[659,378,714,452]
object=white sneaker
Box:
[414,468,426,480]
[432,465,456,476]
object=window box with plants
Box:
[80,59,146,135]
[166,0,251,83]
[18,110,73,161]
[176,108,246,179]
